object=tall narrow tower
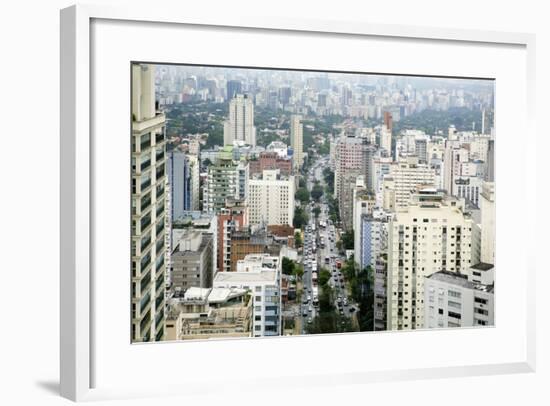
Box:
[224,94,256,146]
[290,115,304,170]
[131,64,167,342]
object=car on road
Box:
[307,317,313,324]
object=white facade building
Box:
[224,94,256,146]
[213,254,281,337]
[248,169,295,227]
[384,156,436,209]
[387,189,473,330]
[424,270,494,329]
[131,63,167,342]
[480,181,495,264]
[290,114,304,169]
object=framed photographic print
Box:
[60,4,536,402]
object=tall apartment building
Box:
[480,181,495,264]
[214,254,282,337]
[168,151,192,220]
[170,230,214,290]
[290,115,304,170]
[217,198,248,273]
[224,94,256,146]
[383,156,436,209]
[248,169,295,227]
[188,154,200,211]
[131,64,167,342]
[380,125,392,155]
[387,189,473,331]
[352,177,376,266]
[424,270,494,329]
[359,210,391,271]
[334,135,375,228]
[374,254,388,331]
[204,147,249,213]
[226,80,242,100]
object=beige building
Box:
[383,156,435,209]
[248,169,295,227]
[131,64,167,342]
[290,114,304,169]
[387,189,473,331]
[480,181,495,264]
[166,287,253,340]
[224,94,256,146]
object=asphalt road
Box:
[298,157,357,333]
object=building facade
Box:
[248,169,295,227]
[131,63,167,342]
[290,114,304,169]
[224,94,256,146]
[214,254,282,337]
[387,189,473,331]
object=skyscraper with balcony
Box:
[223,94,256,146]
[131,64,167,342]
[386,189,473,331]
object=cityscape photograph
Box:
[131,63,495,343]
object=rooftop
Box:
[470,262,494,271]
[428,271,494,293]
[214,269,278,284]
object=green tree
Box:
[311,182,324,201]
[318,268,331,287]
[282,257,295,275]
[341,230,354,250]
[298,177,307,188]
[292,264,304,281]
[295,187,310,203]
[293,206,309,229]
[294,231,303,248]
[313,206,321,218]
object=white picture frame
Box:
[60,4,537,402]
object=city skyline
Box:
[131,62,495,343]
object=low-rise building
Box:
[424,270,494,329]
[214,254,282,337]
[165,286,253,340]
[170,230,214,290]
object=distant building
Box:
[383,156,435,209]
[224,94,256,146]
[204,147,249,213]
[290,115,304,170]
[249,151,292,177]
[226,80,242,100]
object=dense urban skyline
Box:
[131,62,495,343]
